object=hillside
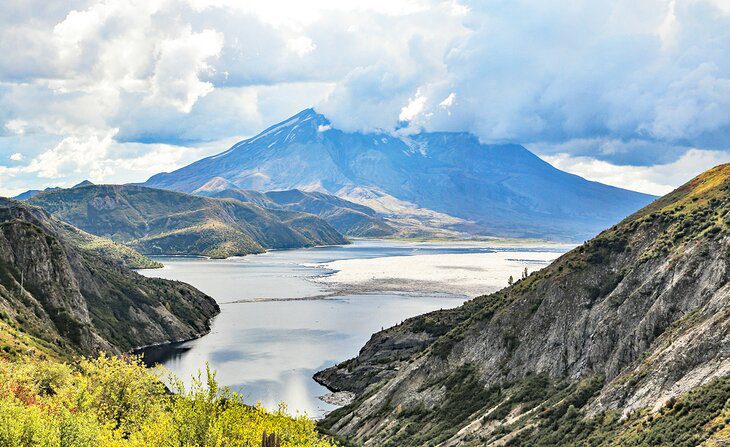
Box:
[315,165,730,446]
[195,181,395,237]
[0,198,219,358]
[0,198,337,446]
[143,108,655,240]
[27,184,348,259]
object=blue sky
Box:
[1,0,729,196]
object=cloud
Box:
[0,0,729,195]
[0,131,223,196]
[22,130,116,179]
[386,1,730,157]
[146,28,224,112]
[543,148,730,196]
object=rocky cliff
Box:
[316,165,730,446]
[0,198,219,359]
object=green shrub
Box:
[0,355,334,447]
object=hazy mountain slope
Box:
[27,184,348,259]
[315,165,730,446]
[195,182,395,237]
[13,186,61,201]
[143,109,654,240]
[0,198,219,358]
[12,180,93,201]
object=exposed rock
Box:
[317,164,730,446]
[319,391,356,407]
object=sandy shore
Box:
[309,250,564,298]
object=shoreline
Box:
[306,250,563,298]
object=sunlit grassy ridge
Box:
[27,184,347,260]
[0,355,334,447]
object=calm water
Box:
[136,240,564,417]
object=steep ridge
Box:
[27,184,348,259]
[0,198,219,358]
[143,108,655,240]
[194,181,395,237]
[316,165,730,446]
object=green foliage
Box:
[505,376,729,447]
[0,355,334,447]
[59,223,162,269]
[410,317,450,337]
[28,185,347,259]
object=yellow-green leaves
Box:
[0,356,334,447]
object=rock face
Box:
[27,184,348,259]
[143,108,654,240]
[195,183,395,237]
[316,165,730,446]
[0,198,219,358]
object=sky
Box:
[1,0,729,197]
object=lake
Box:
[137,240,567,417]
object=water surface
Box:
[137,240,565,417]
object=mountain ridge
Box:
[0,198,219,358]
[143,108,655,241]
[26,184,348,259]
[194,182,396,237]
[315,164,730,446]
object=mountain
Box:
[12,180,94,201]
[0,199,334,446]
[315,165,730,446]
[194,180,395,237]
[143,108,655,240]
[0,198,219,358]
[13,186,61,201]
[72,179,94,187]
[26,184,348,259]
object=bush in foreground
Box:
[0,355,333,447]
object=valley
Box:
[135,240,565,418]
[3,3,727,445]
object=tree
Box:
[508,275,514,286]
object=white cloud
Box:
[23,130,117,179]
[147,28,224,112]
[345,0,730,160]
[5,119,28,135]
[9,153,23,161]
[439,92,456,109]
[544,148,730,196]
[0,133,223,196]
[399,89,428,122]
[0,0,729,195]
[287,36,316,56]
